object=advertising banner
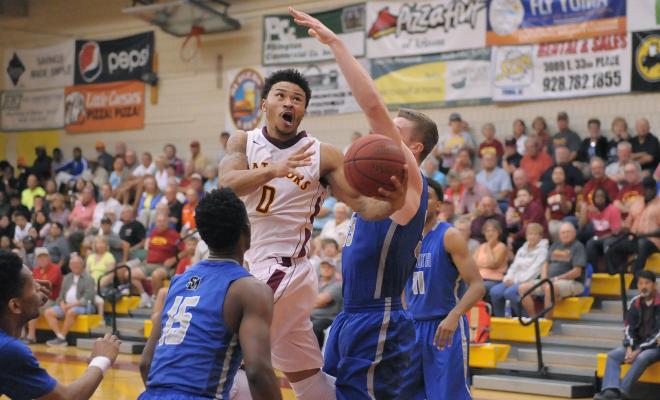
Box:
[74,31,154,84]
[491,33,631,102]
[1,88,64,131]
[3,41,74,90]
[263,4,366,65]
[487,0,626,46]
[366,0,487,58]
[631,29,660,91]
[64,81,145,133]
[226,67,265,131]
[628,0,660,32]
[371,48,491,108]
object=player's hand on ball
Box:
[92,333,121,364]
[290,7,338,45]
[375,164,408,210]
[434,312,459,351]
[270,141,314,178]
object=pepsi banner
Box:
[491,33,631,102]
[366,0,487,58]
[263,4,366,65]
[487,0,626,46]
[3,41,74,90]
[64,81,145,133]
[74,31,154,85]
[631,30,660,92]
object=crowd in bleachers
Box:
[5,110,660,347]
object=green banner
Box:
[262,4,366,65]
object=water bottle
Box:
[87,299,93,314]
[504,299,512,319]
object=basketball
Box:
[344,134,405,198]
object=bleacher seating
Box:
[489,317,553,343]
[469,343,510,368]
[103,296,140,314]
[36,314,103,334]
[591,273,634,297]
[597,353,660,384]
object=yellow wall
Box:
[1,0,660,162]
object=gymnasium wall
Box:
[1,0,659,163]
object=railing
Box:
[518,278,556,376]
[97,264,132,335]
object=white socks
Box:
[289,370,337,400]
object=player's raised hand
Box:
[375,164,408,211]
[270,140,315,178]
[92,333,121,364]
[434,312,459,351]
[289,7,338,45]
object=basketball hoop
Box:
[181,25,204,62]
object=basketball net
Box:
[180,25,204,62]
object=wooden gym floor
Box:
[4,345,591,400]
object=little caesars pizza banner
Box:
[492,33,631,102]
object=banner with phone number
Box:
[491,33,631,102]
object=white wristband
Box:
[88,356,111,374]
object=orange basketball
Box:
[343,134,405,198]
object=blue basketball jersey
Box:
[144,259,251,399]
[341,176,428,309]
[405,222,460,320]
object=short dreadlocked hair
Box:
[195,188,249,252]
[262,69,312,108]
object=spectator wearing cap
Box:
[539,145,586,196]
[311,258,343,347]
[595,270,660,400]
[608,177,660,280]
[549,112,581,161]
[92,183,121,230]
[531,116,551,152]
[30,146,52,181]
[320,202,351,246]
[188,173,205,199]
[185,140,209,178]
[607,142,634,186]
[24,247,62,344]
[136,176,163,230]
[21,174,45,210]
[163,144,185,178]
[512,119,528,156]
[433,113,476,172]
[95,141,114,173]
[181,188,199,234]
[13,210,32,247]
[54,147,89,188]
[519,222,586,318]
[520,136,553,186]
[43,222,69,267]
[458,169,492,216]
[631,118,660,175]
[477,153,512,209]
[576,118,609,169]
[503,136,523,175]
[608,117,632,165]
[582,158,619,207]
[217,131,231,164]
[43,253,97,346]
[478,123,504,162]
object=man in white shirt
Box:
[320,202,351,246]
[433,113,476,171]
[132,152,156,178]
[92,184,122,229]
[606,142,633,186]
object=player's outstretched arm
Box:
[139,288,168,385]
[322,143,408,222]
[227,278,281,400]
[434,228,485,350]
[38,334,121,400]
[218,130,314,197]
[290,7,400,148]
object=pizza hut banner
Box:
[3,41,74,90]
[74,31,154,85]
[491,33,631,102]
[487,0,626,46]
[263,4,366,65]
[366,0,487,58]
[64,81,145,133]
[1,89,65,131]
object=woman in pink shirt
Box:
[475,219,509,296]
[579,187,622,272]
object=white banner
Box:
[1,89,65,131]
[366,0,487,59]
[3,41,74,90]
[628,0,660,32]
[491,33,631,102]
[266,61,364,117]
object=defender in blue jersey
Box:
[291,8,440,398]
[401,179,485,400]
[139,189,280,400]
